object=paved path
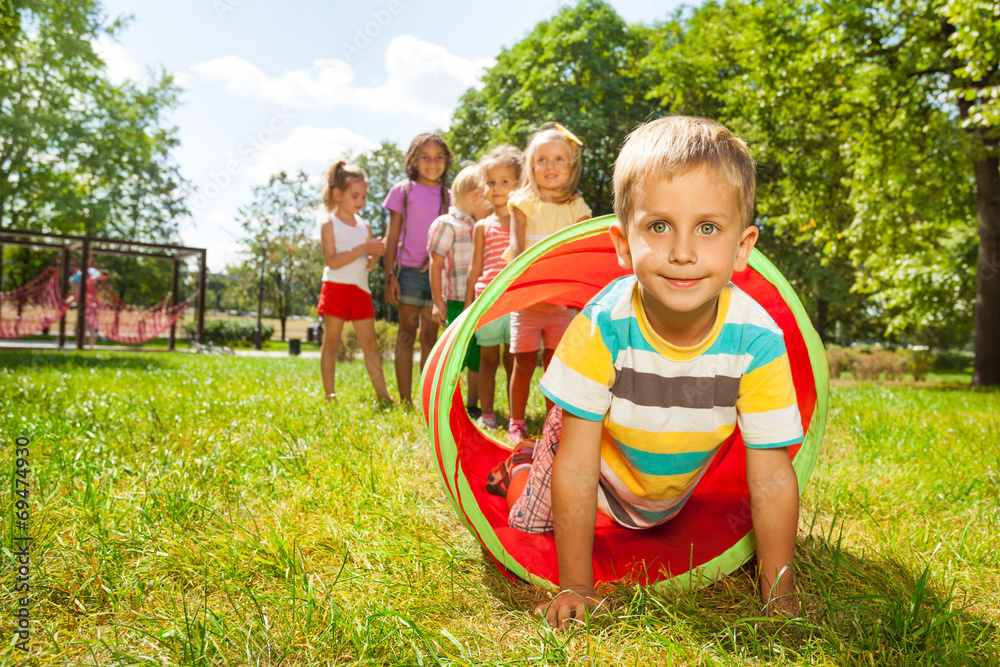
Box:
[0,339,321,358]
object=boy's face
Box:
[610,166,758,344]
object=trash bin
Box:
[288,338,301,356]
[306,325,315,342]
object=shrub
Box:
[826,344,848,379]
[880,349,907,381]
[185,319,274,346]
[932,349,973,373]
[334,319,400,361]
[846,349,882,381]
[907,349,933,382]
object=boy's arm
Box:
[509,208,527,259]
[429,252,448,326]
[465,222,486,308]
[746,446,799,615]
[536,411,604,630]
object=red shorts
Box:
[317,282,375,321]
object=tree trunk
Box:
[815,297,828,344]
[972,155,1000,387]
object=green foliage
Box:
[335,319,399,361]
[0,0,188,239]
[447,0,666,215]
[639,0,999,382]
[184,318,273,346]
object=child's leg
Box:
[478,344,500,419]
[510,351,538,421]
[417,305,438,372]
[320,315,345,401]
[394,303,420,403]
[353,317,393,402]
[502,344,514,401]
[466,369,480,411]
[539,307,575,414]
[508,309,543,441]
[508,406,563,532]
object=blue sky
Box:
[97,0,688,270]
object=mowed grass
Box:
[1,350,997,666]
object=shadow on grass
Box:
[627,532,999,665]
[0,349,172,371]
[477,530,999,665]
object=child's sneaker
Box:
[477,414,498,429]
[466,405,482,420]
[507,421,528,446]
[485,446,534,497]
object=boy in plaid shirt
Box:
[428,164,491,412]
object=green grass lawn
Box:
[1,350,997,665]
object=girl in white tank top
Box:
[317,161,394,404]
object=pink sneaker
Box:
[507,422,528,446]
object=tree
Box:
[1,0,188,291]
[645,0,998,380]
[236,171,322,342]
[447,0,666,216]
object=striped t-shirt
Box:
[474,216,510,298]
[539,275,803,530]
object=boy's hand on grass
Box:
[535,586,605,630]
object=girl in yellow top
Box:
[505,123,591,444]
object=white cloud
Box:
[191,35,493,125]
[243,125,376,183]
[93,36,143,85]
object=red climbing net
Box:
[0,259,197,343]
[86,279,196,344]
[0,259,72,339]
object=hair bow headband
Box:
[553,122,583,147]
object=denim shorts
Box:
[396,266,434,308]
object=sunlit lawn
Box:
[1,350,997,665]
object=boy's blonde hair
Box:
[517,122,583,204]
[450,164,483,201]
[613,116,756,228]
[321,160,367,212]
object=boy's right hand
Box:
[535,586,605,630]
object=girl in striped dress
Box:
[464,145,523,429]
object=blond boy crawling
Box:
[490,116,803,629]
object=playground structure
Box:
[0,229,206,350]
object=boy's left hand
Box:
[535,586,606,630]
